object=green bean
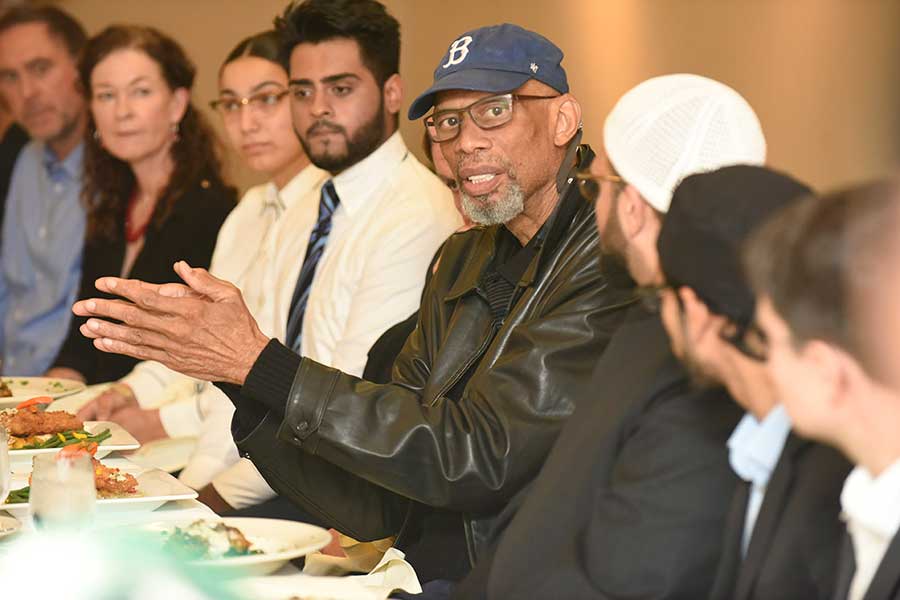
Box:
[5,487,29,504]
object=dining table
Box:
[0,383,422,600]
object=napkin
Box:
[236,548,422,600]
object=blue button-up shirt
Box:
[0,140,85,375]
[727,404,792,556]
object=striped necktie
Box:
[285,180,340,352]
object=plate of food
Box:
[2,402,139,463]
[0,516,20,541]
[0,377,86,409]
[0,454,198,517]
[143,518,332,576]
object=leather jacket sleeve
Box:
[266,211,635,514]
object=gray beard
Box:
[460,181,525,226]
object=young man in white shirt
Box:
[746,178,900,600]
[191,1,461,513]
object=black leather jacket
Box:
[236,152,636,565]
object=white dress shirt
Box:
[727,404,793,556]
[121,164,328,488]
[212,131,461,508]
[843,458,900,600]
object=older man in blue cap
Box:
[69,21,635,581]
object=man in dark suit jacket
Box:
[450,73,769,600]
[450,298,742,600]
[655,165,852,600]
[744,179,900,600]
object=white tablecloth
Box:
[3,396,424,599]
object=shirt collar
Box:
[266,163,328,216]
[42,141,84,182]
[842,458,900,539]
[728,404,793,488]
[331,130,408,218]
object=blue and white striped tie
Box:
[285,180,340,352]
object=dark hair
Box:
[221,30,285,75]
[275,0,400,86]
[744,179,900,378]
[0,4,87,58]
[80,25,229,242]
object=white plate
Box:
[0,464,198,517]
[8,420,140,463]
[0,516,20,541]
[128,436,196,473]
[0,377,86,409]
[143,517,332,576]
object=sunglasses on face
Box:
[574,171,625,203]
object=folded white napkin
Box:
[235,548,422,600]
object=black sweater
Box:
[52,176,236,384]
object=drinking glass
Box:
[29,453,96,529]
[0,428,9,505]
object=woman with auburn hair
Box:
[46,25,235,384]
[74,30,322,488]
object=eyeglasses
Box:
[209,89,289,119]
[719,320,769,362]
[424,93,559,143]
[574,171,625,203]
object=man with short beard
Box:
[655,166,850,600]
[70,22,637,580]
[0,6,87,375]
[451,74,768,600]
[189,0,461,519]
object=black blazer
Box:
[52,176,235,383]
[710,434,852,600]
[833,527,900,599]
[453,305,743,600]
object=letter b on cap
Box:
[443,36,473,69]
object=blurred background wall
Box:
[50,0,900,194]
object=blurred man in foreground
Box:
[745,179,900,600]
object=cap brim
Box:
[407,69,532,120]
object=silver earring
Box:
[92,129,100,141]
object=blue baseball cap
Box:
[408,23,569,120]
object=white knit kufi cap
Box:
[603,74,766,213]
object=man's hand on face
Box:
[73,261,271,386]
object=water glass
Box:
[0,428,9,505]
[29,453,96,529]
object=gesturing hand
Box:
[73,261,271,386]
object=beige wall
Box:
[55,0,900,193]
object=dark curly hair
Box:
[275,0,400,86]
[80,25,229,242]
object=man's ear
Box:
[616,184,650,239]
[680,287,721,344]
[382,73,403,116]
[552,94,582,148]
[803,340,848,410]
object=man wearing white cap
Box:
[450,73,768,599]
